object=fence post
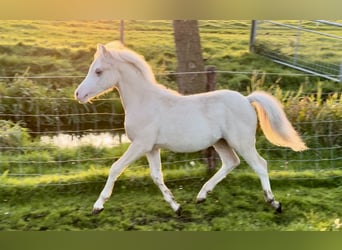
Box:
[293,20,302,65]
[120,20,124,44]
[205,65,217,91]
[249,20,257,53]
[204,65,217,171]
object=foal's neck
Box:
[116,64,160,111]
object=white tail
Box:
[247,91,308,152]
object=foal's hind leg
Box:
[196,140,240,203]
[235,145,282,213]
[146,148,181,214]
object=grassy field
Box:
[1,167,342,231]
[0,134,341,231]
[1,20,338,91]
[0,20,341,231]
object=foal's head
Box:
[75,43,122,103]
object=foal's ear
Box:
[97,44,111,58]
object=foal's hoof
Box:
[92,208,104,215]
[275,203,282,214]
[175,206,182,216]
[196,198,206,204]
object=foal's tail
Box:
[247,91,308,152]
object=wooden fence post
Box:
[120,20,125,44]
[204,65,218,171]
[205,65,217,91]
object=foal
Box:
[75,41,307,215]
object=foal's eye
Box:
[95,68,103,76]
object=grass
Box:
[0,135,341,231]
[1,20,339,91]
[1,169,342,231]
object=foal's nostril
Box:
[75,91,80,101]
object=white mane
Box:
[102,41,156,83]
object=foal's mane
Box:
[101,41,156,83]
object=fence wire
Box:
[0,73,341,186]
[0,20,341,190]
[251,20,342,82]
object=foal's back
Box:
[153,89,257,153]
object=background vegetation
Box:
[0,20,341,231]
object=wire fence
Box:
[1,71,341,185]
[251,20,342,82]
[0,19,341,184]
[0,70,332,80]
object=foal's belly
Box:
[156,120,222,153]
[159,137,219,153]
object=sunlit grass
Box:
[1,165,341,231]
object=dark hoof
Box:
[275,203,282,213]
[92,208,104,215]
[196,198,206,204]
[176,206,182,216]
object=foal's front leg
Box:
[146,149,181,215]
[93,142,147,214]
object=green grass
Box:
[1,169,342,231]
[1,20,339,92]
[1,135,340,231]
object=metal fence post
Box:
[293,20,302,65]
[249,20,257,53]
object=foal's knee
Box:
[150,172,161,185]
[232,157,240,167]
